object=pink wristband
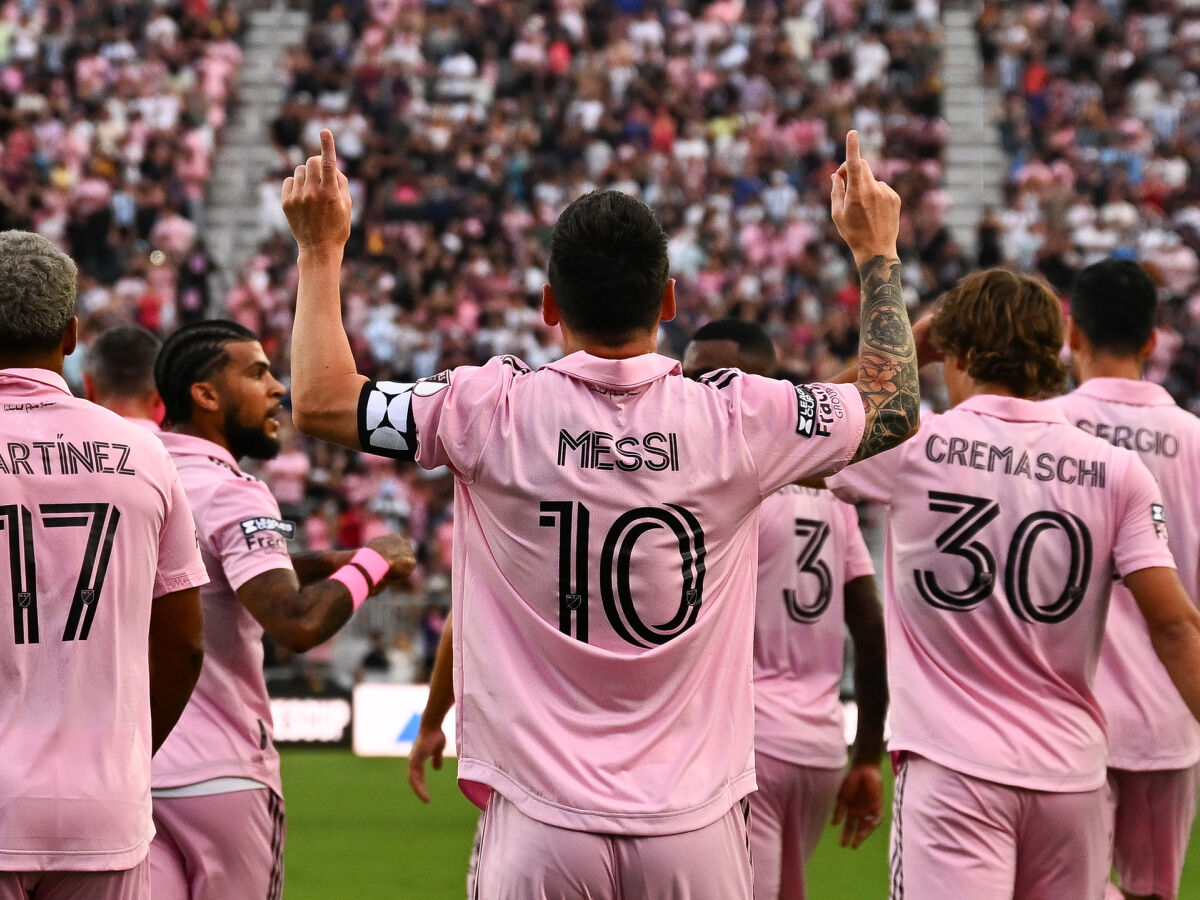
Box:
[351,546,390,587]
[330,564,370,611]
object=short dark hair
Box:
[547,191,670,344]
[931,268,1067,399]
[155,320,258,426]
[691,318,778,372]
[1071,259,1157,356]
[85,325,161,399]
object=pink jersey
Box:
[0,368,208,871]
[1047,378,1200,770]
[151,433,295,796]
[827,394,1175,792]
[356,352,865,834]
[753,486,874,769]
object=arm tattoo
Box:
[852,256,920,462]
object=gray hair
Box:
[0,231,77,351]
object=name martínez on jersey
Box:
[0,438,137,476]
[925,435,1106,487]
[557,429,680,472]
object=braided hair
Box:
[155,320,257,427]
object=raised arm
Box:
[237,534,415,653]
[829,132,920,462]
[281,129,367,449]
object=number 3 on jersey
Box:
[783,518,832,623]
[914,491,1092,623]
[539,501,706,647]
[1,503,120,644]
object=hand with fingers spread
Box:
[281,129,352,254]
[830,761,884,849]
[830,130,902,266]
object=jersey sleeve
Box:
[838,499,876,582]
[204,476,296,592]
[721,373,865,496]
[153,470,210,598]
[356,356,525,481]
[1113,451,1177,578]
[825,441,903,506]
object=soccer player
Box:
[1046,259,1200,900]
[147,320,417,900]
[683,319,887,900]
[825,269,1200,899]
[82,325,165,430]
[0,231,207,899]
[284,129,919,898]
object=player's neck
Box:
[0,350,64,375]
[560,330,659,360]
[96,396,159,420]
[169,420,232,454]
[1073,353,1144,385]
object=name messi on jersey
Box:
[557,430,680,472]
[925,435,1106,487]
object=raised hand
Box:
[281,129,352,253]
[831,130,901,266]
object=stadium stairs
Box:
[206,2,310,305]
[942,3,1005,258]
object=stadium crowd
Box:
[975,0,1200,407]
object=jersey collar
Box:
[544,351,681,389]
[158,431,242,471]
[0,367,71,395]
[1072,377,1176,408]
[956,393,1070,425]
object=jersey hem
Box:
[0,840,148,872]
[151,759,281,796]
[1107,748,1200,772]
[457,758,757,835]
[890,739,1107,792]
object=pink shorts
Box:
[890,754,1110,900]
[0,858,148,900]
[748,754,843,900]
[150,790,285,900]
[1108,763,1200,900]
[475,791,752,899]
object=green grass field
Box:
[280,748,1200,898]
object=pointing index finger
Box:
[845,130,861,187]
[320,129,338,180]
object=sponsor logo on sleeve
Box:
[1151,503,1168,539]
[240,517,296,552]
[795,385,817,438]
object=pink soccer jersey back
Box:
[827,394,1175,791]
[753,486,874,769]
[150,432,295,795]
[1047,378,1200,770]
[356,352,866,834]
[0,369,208,871]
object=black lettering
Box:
[1112,426,1133,450]
[614,437,643,472]
[32,442,53,474]
[591,432,615,470]
[1056,455,1077,484]
[644,432,671,472]
[947,437,968,467]
[65,442,95,474]
[925,434,947,463]
[1162,434,1179,458]
[93,442,113,474]
[1075,419,1095,435]
[113,444,135,476]
[1035,453,1055,482]
[1013,451,1032,478]
[1078,459,1105,488]
[970,440,988,470]
[988,444,1013,473]
[7,443,32,475]
[557,430,591,468]
[669,433,679,471]
[1095,423,1111,441]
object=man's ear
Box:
[1066,318,1083,354]
[542,284,560,328]
[659,278,676,323]
[190,380,221,414]
[1138,328,1157,362]
[61,317,79,357]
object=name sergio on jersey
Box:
[925,434,1107,487]
[557,429,680,472]
[1074,419,1179,458]
[0,438,137,477]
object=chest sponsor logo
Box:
[240,516,296,551]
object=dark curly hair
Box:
[931,268,1067,399]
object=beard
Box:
[224,407,282,461]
